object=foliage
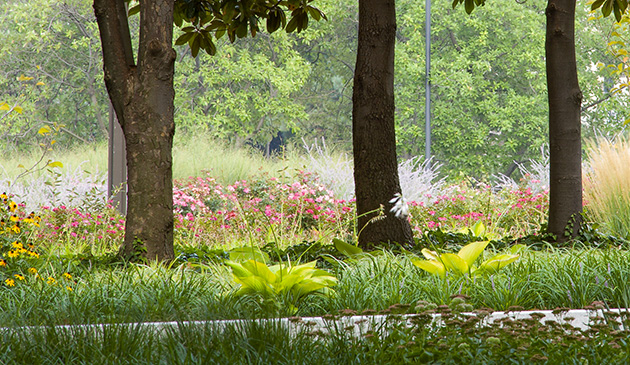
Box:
[412,240,520,277]
[226,259,337,314]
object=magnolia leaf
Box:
[38,126,51,135]
[17,74,33,81]
[441,253,469,275]
[14,106,23,114]
[47,161,63,168]
[36,81,45,86]
[0,103,9,111]
[458,240,489,267]
[412,259,446,277]
[17,164,25,169]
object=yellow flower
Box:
[27,251,39,258]
[0,192,8,202]
[28,267,37,275]
[9,224,20,234]
[5,279,14,287]
[0,260,6,267]
[11,241,23,249]
[63,272,72,280]
[66,286,73,291]
[8,201,17,212]
[7,250,18,258]
[9,214,19,222]
[14,274,24,281]
[46,277,56,285]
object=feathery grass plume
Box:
[584,137,630,239]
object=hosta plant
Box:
[225,259,337,314]
[412,241,520,277]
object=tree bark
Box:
[353,0,414,249]
[94,0,176,261]
[545,0,583,242]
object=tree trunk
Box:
[545,0,583,242]
[94,0,176,261]
[353,0,414,249]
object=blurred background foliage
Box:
[0,0,627,180]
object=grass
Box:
[0,137,629,361]
[584,136,630,240]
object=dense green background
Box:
[0,0,626,179]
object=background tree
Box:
[452,0,629,241]
[353,0,414,248]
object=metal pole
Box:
[108,102,127,215]
[425,0,431,166]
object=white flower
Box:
[389,193,409,219]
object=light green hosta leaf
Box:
[241,260,277,284]
[225,261,253,278]
[421,248,440,261]
[458,241,489,267]
[441,253,469,275]
[233,275,274,297]
[478,254,520,275]
[412,259,446,277]
[228,247,269,263]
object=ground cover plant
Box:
[0,137,629,362]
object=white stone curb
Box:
[3,308,628,338]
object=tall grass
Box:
[584,137,630,239]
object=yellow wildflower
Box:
[7,250,18,258]
[11,241,23,249]
[27,251,39,258]
[14,274,24,281]
[5,279,14,287]
[66,286,73,291]
[9,215,19,222]
[0,192,8,202]
[27,267,37,275]
[8,201,17,212]
[0,260,6,267]
[46,277,56,285]
[63,272,72,280]
[10,223,20,234]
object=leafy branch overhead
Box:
[453,0,628,21]
[127,0,327,57]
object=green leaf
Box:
[478,254,520,274]
[602,0,614,17]
[228,247,269,263]
[127,4,140,16]
[236,20,248,38]
[591,0,606,11]
[286,16,299,33]
[457,240,489,267]
[412,259,446,277]
[441,253,469,275]
[175,32,194,46]
[464,0,475,14]
[333,238,363,257]
[421,248,439,261]
[241,260,277,284]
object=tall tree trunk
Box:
[94,0,176,261]
[545,0,583,242]
[353,0,414,249]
